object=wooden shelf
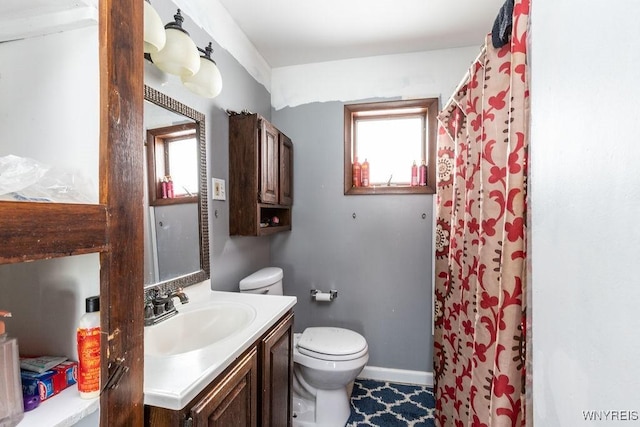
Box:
[21,386,99,427]
[258,224,292,236]
[0,202,108,264]
[345,185,434,196]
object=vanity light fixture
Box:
[143,0,165,53]
[182,42,223,99]
[149,9,200,77]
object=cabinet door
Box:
[260,121,279,205]
[261,311,294,427]
[279,134,293,206]
[190,348,259,427]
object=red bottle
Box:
[361,159,370,187]
[411,161,418,186]
[161,177,168,199]
[352,157,362,187]
[167,176,174,198]
[419,160,427,186]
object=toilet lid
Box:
[297,327,368,361]
[239,267,283,291]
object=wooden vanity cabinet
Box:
[145,310,294,427]
[145,348,259,427]
[260,311,294,427]
[229,114,293,236]
[191,348,259,427]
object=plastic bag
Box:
[0,155,94,203]
[0,155,49,195]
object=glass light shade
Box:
[149,10,200,77]
[143,1,166,54]
[182,57,223,98]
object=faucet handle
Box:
[146,288,159,301]
[167,287,189,304]
[144,302,154,319]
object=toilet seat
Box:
[296,327,368,361]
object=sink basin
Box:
[145,302,256,356]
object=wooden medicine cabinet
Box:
[229,113,293,236]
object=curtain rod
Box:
[441,43,487,113]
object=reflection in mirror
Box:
[147,123,199,204]
[143,85,209,288]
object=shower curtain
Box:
[433,0,529,426]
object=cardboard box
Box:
[21,360,78,402]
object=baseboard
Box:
[357,366,433,387]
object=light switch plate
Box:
[212,178,226,200]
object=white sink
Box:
[144,286,297,410]
[144,302,256,356]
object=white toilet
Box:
[239,267,369,427]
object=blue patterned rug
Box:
[346,379,436,426]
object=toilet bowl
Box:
[292,328,368,427]
[239,268,369,427]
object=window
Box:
[166,136,198,196]
[146,122,199,205]
[344,98,438,195]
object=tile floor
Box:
[346,379,436,426]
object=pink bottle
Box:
[361,159,370,187]
[352,157,362,187]
[411,161,418,186]
[419,160,427,186]
[167,176,174,198]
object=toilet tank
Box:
[239,267,284,295]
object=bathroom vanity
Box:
[143,285,296,426]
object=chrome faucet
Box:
[159,288,190,305]
[144,288,189,326]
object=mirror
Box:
[143,85,209,288]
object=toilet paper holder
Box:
[310,289,338,301]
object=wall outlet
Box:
[212,178,226,201]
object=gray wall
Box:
[155,204,200,281]
[271,102,434,372]
[147,0,275,293]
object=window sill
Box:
[150,195,198,206]
[345,185,434,195]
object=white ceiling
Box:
[0,0,98,42]
[0,0,505,69]
[216,0,506,68]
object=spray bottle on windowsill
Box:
[411,161,419,186]
[419,159,427,186]
[0,310,24,426]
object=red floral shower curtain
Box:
[433,0,529,425]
